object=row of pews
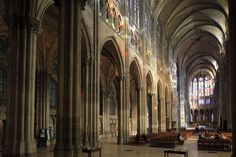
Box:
[197,131,232,151]
[127,129,232,152]
[149,132,184,148]
[127,131,188,148]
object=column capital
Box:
[5,14,40,33]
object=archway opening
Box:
[129,60,141,136]
[100,40,123,143]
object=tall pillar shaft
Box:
[166,101,170,130]
[3,11,39,157]
[117,77,124,144]
[137,87,142,135]
[122,77,129,143]
[83,57,98,148]
[103,92,110,136]
[152,94,158,133]
[160,98,166,131]
[54,1,84,156]
[35,71,50,135]
[158,98,161,132]
[178,73,187,128]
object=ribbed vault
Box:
[156,0,227,80]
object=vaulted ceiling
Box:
[0,0,229,81]
[156,0,228,80]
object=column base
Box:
[3,152,36,157]
[122,136,130,144]
[117,136,130,144]
[54,146,82,157]
[3,141,37,157]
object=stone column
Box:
[3,3,39,157]
[157,97,161,132]
[136,86,142,135]
[152,94,158,133]
[218,54,225,129]
[103,91,110,137]
[229,0,236,156]
[166,101,170,130]
[160,98,166,131]
[122,77,129,143]
[178,72,187,128]
[35,70,50,142]
[141,85,147,134]
[82,57,92,147]
[117,76,124,144]
[89,0,99,148]
[54,0,85,156]
[86,57,98,148]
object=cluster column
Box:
[136,86,142,135]
[122,77,129,143]
[35,70,50,143]
[86,57,99,148]
[152,94,158,133]
[117,76,124,144]
[3,2,39,157]
[160,98,165,131]
[54,0,85,156]
[177,72,187,128]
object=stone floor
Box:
[35,135,231,157]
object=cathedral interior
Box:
[0,0,236,157]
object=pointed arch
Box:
[157,81,163,98]
[37,0,55,24]
[129,57,142,87]
[99,37,124,76]
[146,71,154,93]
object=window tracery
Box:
[190,74,215,106]
[128,0,140,28]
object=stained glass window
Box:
[189,74,215,106]
[128,0,140,28]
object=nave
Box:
[34,136,231,157]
